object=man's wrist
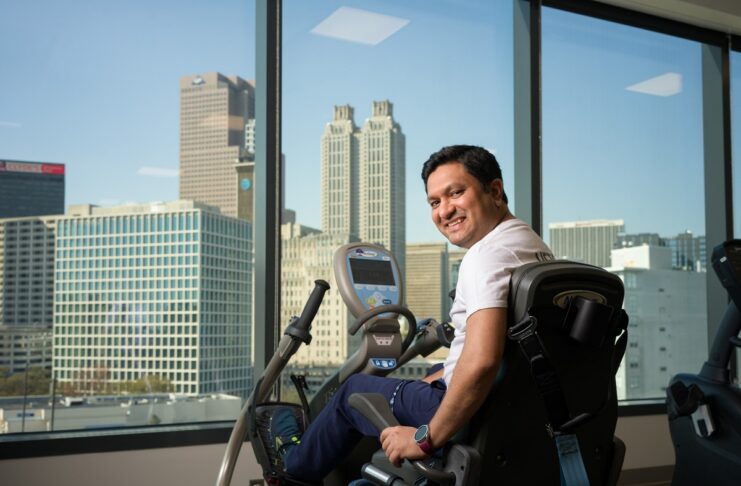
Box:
[414,424,436,454]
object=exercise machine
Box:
[217,246,629,485]
[666,239,741,485]
[215,243,452,486]
[351,259,629,485]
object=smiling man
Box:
[380,144,552,465]
[270,144,552,482]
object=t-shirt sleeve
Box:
[464,246,521,320]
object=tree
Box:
[0,367,51,397]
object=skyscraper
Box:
[179,73,255,218]
[0,215,59,328]
[405,243,449,323]
[52,201,253,397]
[0,215,60,376]
[666,230,706,272]
[549,219,625,267]
[359,101,406,274]
[319,101,406,271]
[280,225,355,367]
[609,245,706,399]
[321,105,360,237]
[0,160,65,218]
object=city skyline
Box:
[0,0,727,424]
[0,1,716,247]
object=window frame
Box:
[1,0,736,459]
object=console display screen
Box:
[349,258,396,285]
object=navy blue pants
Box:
[284,373,447,482]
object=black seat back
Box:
[467,260,626,485]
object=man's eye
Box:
[430,201,439,208]
[451,190,463,197]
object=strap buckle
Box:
[508,315,538,341]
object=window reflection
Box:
[542,7,707,400]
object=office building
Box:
[609,245,707,399]
[52,201,253,397]
[0,216,58,329]
[320,101,406,271]
[406,243,450,362]
[549,219,625,268]
[280,225,356,367]
[359,101,406,273]
[0,326,53,373]
[665,231,706,272]
[321,105,360,237]
[179,73,255,218]
[0,160,65,218]
[405,243,449,323]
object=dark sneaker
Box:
[270,408,302,461]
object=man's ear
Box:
[490,179,503,200]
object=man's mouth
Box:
[446,217,465,229]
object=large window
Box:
[0,0,257,435]
[542,7,707,400]
[279,0,513,399]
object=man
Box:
[271,145,552,481]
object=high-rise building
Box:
[52,201,253,397]
[549,219,625,267]
[665,230,706,272]
[609,245,707,399]
[319,101,406,271]
[359,101,406,273]
[405,243,449,323]
[280,225,356,367]
[0,160,65,218]
[0,326,53,373]
[179,73,255,218]
[321,105,360,237]
[0,216,59,328]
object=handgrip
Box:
[348,393,400,431]
[294,280,330,331]
[349,393,456,485]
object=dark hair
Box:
[421,145,508,204]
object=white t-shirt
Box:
[443,218,553,386]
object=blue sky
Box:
[0,0,715,246]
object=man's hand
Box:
[379,425,426,467]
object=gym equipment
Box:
[217,248,629,485]
[352,259,629,485]
[216,243,452,486]
[666,239,741,485]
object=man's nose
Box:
[439,199,454,218]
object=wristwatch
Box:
[414,424,435,454]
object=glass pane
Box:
[733,51,741,240]
[542,8,707,401]
[281,1,513,400]
[0,1,256,434]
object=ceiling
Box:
[598,0,741,36]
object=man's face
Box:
[426,162,502,249]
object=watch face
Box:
[414,424,429,442]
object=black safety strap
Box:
[507,314,570,433]
[508,304,629,486]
